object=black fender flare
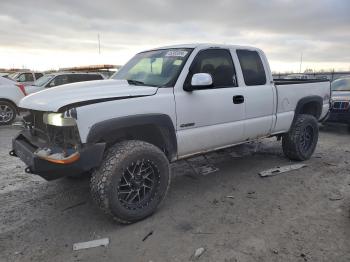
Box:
[294,95,323,120]
[86,114,177,161]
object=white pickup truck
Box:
[11,44,330,223]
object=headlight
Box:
[43,109,77,126]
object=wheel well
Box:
[102,124,176,161]
[299,101,321,118]
[0,99,18,114]
[86,114,178,161]
[295,96,322,120]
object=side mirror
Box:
[191,73,213,87]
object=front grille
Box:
[332,101,349,111]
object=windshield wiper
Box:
[127,79,146,86]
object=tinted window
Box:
[18,74,26,82]
[35,73,43,80]
[49,75,69,87]
[24,73,34,82]
[188,49,237,88]
[67,74,80,83]
[78,74,103,81]
[237,50,266,86]
[66,74,103,83]
[87,74,103,80]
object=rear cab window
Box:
[236,50,266,86]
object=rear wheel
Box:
[0,100,16,125]
[282,114,319,161]
[90,140,171,224]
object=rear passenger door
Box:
[175,48,246,157]
[236,49,275,139]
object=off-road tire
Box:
[90,140,171,224]
[282,114,319,161]
[0,100,16,125]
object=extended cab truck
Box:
[11,44,330,223]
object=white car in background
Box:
[0,76,27,125]
[0,72,10,78]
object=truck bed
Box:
[272,79,331,134]
[273,78,330,85]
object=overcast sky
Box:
[0,0,349,72]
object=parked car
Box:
[0,72,10,78]
[25,72,105,94]
[0,76,26,125]
[11,44,330,223]
[327,77,350,130]
[8,72,44,86]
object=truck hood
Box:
[19,79,158,112]
[332,91,350,101]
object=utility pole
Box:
[299,52,303,73]
[98,33,101,55]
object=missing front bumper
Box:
[11,131,105,181]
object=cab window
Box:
[18,73,34,82]
[35,73,43,80]
[187,49,237,88]
[47,75,69,87]
[236,50,266,86]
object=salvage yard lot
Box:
[0,124,349,262]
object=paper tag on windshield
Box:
[165,50,188,57]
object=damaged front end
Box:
[10,110,105,180]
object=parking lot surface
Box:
[0,124,349,262]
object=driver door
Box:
[174,48,246,157]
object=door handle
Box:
[232,95,244,104]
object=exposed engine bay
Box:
[22,110,81,164]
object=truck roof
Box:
[147,43,263,52]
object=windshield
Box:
[113,48,193,87]
[331,78,350,91]
[33,74,54,86]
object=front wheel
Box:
[282,114,319,161]
[0,100,16,125]
[90,140,171,224]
